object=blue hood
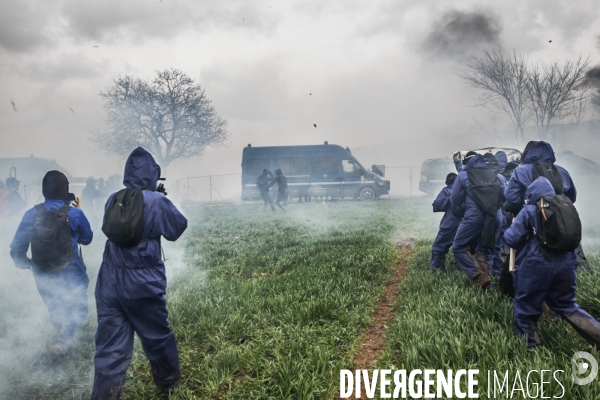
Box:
[523,141,556,164]
[494,151,508,168]
[526,177,555,203]
[463,154,487,170]
[123,147,159,191]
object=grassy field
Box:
[1,197,600,399]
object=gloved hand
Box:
[453,151,461,163]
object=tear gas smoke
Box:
[422,9,502,59]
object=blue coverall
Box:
[92,148,188,399]
[504,177,600,348]
[505,141,576,210]
[10,200,93,342]
[429,185,462,271]
[451,155,506,280]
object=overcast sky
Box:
[1,0,599,183]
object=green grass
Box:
[3,197,600,399]
[0,199,436,400]
[374,240,600,399]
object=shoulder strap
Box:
[35,203,45,212]
[58,204,71,213]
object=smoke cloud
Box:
[422,9,502,59]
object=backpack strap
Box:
[58,204,71,213]
[35,203,45,212]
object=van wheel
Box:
[359,187,375,201]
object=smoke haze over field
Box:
[1,0,600,187]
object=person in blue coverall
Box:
[10,170,93,357]
[504,177,600,348]
[429,173,463,271]
[451,154,506,288]
[91,148,188,399]
[505,141,576,212]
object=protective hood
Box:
[42,170,69,200]
[494,151,508,168]
[463,154,487,170]
[526,177,555,203]
[523,141,556,164]
[123,147,159,191]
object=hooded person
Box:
[503,141,590,271]
[429,173,464,271]
[9,170,93,358]
[92,147,188,399]
[504,177,600,348]
[494,151,508,175]
[505,141,576,213]
[450,154,506,288]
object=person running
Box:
[268,169,289,212]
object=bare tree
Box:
[567,82,596,127]
[461,49,531,145]
[94,69,229,168]
[525,57,590,139]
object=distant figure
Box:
[256,169,275,212]
[92,147,188,399]
[10,171,93,360]
[268,169,289,212]
[81,177,101,212]
[0,180,9,229]
[5,177,25,216]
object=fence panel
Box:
[174,167,422,203]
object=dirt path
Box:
[338,239,414,400]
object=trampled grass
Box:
[3,197,600,399]
[374,241,600,399]
[0,198,436,400]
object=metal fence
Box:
[173,166,422,203]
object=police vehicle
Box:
[241,142,390,201]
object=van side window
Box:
[247,159,270,176]
[342,160,358,174]
[313,157,338,174]
[274,158,308,175]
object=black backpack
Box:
[532,162,564,195]
[31,204,72,272]
[533,195,581,252]
[102,188,146,248]
[467,167,501,249]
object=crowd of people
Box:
[4,147,187,399]
[430,140,600,349]
[3,141,600,398]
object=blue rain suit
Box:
[504,177,600,348]
[451,155,506,280]
[10,200,93,340]
[430,185,462,270]
[92,148,188,400]
[505,141,576,210]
